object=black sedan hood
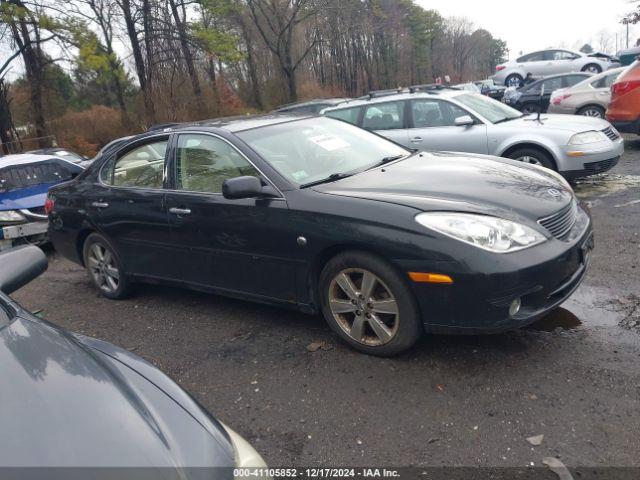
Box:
[314,152,573,221]
[0,314,235,471]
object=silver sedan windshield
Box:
[455,94,523,124]
[237,117,408,186]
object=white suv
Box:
[492,49,619,87]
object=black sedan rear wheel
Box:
[83,233,131,299]
[319,251,422,356]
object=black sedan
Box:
[48,114,593,356]
[0,246,265,475]
[502,73,591,114]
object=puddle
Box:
[528,285,625,332]
[573,174,640,199]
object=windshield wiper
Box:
[494,115,522,124]
[366,153,409,171]
[300,172,355,188]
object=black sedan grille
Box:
[602,127,620,141]
[538,202,578,240]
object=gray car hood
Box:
[0,314,235,471]
[314,152,573,222]
[500,113,612,133]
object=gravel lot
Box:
[13,137,640,470]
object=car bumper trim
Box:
[0,221,49,240]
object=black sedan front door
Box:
[165,132,297,303]
[91,135,177,280]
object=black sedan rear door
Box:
[90,135,178,279]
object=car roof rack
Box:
[359,88,405,100]
[408,84,460,94]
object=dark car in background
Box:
[48,114,592,356]
[274,97,351,114]
[502,72,592,114]
[0,245,266,475]
[79,135,136,168]
[0,154,83,251]
[26,147,87,164]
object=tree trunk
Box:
[168,0,204,115]
[118,0,154,123]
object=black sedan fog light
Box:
[509,298,522,317]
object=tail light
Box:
[552,94,572,105]
[495,65,506,72]
[611,80,640,98]
[44,197,55,215]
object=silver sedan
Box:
[322,89,624,179]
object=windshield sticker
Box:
[309,134,350,152]
[292,170,309,181]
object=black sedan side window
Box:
[102,139,168,189]
[175,134,258,194]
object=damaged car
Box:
[0,153,83,251]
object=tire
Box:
[505,74,523,88]
[521,103,539,115]
[506,147,556,171]
[82,233,131,299]
[582,63,602,74]
[318,250,423,357]
[577,105,605,118]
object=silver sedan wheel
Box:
[516,155,543,166]
[87,243,120,293]
[584,65,601,74]
[580,107,603,118]
[328,268,399,346]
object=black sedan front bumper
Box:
[399,207,593,334]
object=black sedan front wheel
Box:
[319,251,422,356]
[83,233,131,299]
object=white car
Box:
[548,67,625,118]
[492,49,620,87]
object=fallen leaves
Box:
[306,340,333,352]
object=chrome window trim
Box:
[97,133,170,192]
[171,130,285,199]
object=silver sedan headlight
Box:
[0,210,25,222]
[415,212,546,253]
[568,131,607,145]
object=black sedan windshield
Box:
[237,117,408,186]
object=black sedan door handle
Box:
[91,202,109,208]
[169,207,191,216]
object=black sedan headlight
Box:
[416,213,546,253]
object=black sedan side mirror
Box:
[0,246,47,294]
[222,176,267,199]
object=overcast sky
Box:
[416,0,640,59]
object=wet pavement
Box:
[11,137,640,469]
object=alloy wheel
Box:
[516,155,543,166]
[585,65,600,74]
[328,268,399,346]
[581,108,603,118]
[87,243,120,293]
